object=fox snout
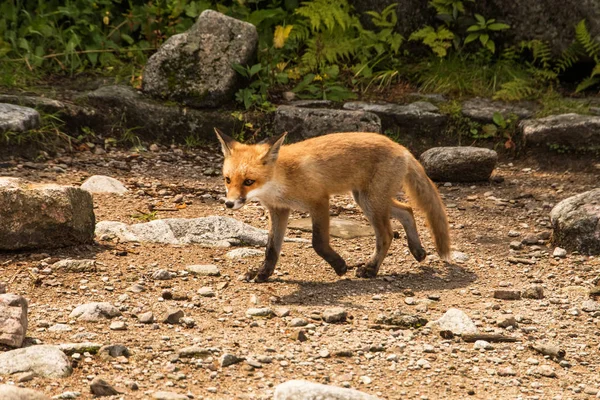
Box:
[224,197,246,210]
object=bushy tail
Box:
[403,154,451,261]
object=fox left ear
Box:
[214,128,237,158]
[261,132,287,164]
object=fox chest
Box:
[247,182,310,211]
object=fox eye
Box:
[225,177,231,184]
[243,179,255,186]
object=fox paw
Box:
[332,261,348,276]
[410,246,427,262]
[243,269,259,282]
[355,265,378,279]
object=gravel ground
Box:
[0,144,599,400]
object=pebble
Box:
[220,353,244,367]
[289,329,308,342]
[151,269,175,280]
[552,247,567,258]
[246,307,273,318]
[289,318,308,327]
[138,311,154,324]
[186,264,220,276]
[162,309,184,324]
[522,285,544,299]
[474,340,494,350]
[493,290,521,300]
[198,287,215,297]
[109,321,126,331]
[322,307,347,323]
[89,377,119,396]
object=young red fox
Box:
[215,129,451,282]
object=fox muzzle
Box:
[225,197,246,210]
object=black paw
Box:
[255,272,271,283]
[410,246,427,262]
[355,265,378,278]
[332,261,348,276]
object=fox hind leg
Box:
[310,200,348,276]
[391,199,426,261]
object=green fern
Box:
[576,76,600,93]
[493,78,537,101]
[555,42,584,73]
[296,0,355,32]
[575,19,600,62]
[409,26,454,57]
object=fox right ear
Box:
[214,128,237,158]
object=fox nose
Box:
[225,201,234,209]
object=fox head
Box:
[214,128,287,210]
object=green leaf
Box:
[249,63,263,76]
[464,33,479,44]
[492,112,505,127]
[486,39,496,53]
[475,14,485,24]
[575,76,600,92]
[591,64,600,77]
[479,33,489,45]
[488,23,510,31]
[231,63,249,78]
[466,25,481,32]
[121,33,134,45]
[481,124,498,138]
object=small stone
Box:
[52,259,96,273]
[552,247,567,258]
[426,308,477,335]
[138,311,154,324]
[198,287,215,297]
[81,176,128,195]
[322,307,347,323]
[509,241,523,250]
[474,340,494,350]
[152,391,189,400]
[89,377,119,396]
[128,283,146,293]
[497,316,518,328]
[404,297,416,305]
[69,302,121,321]
[274,307,291,317]
[150,144,160,152]
[246,307,273,318]
[220,353,244,367]
[274,380,379,400]
[152,269,175,280]
[416,358,431,369]
[98,344,130,359]
[533,365,557,378]
[498,367,517,376]
[180,317,196,328]
[289,329,308,342]
[289,318,308,327]
[162,308,184,324]
[582,299,600,313]
[522,285,544,299]
[493,290,521,300]
[452,251,470,263]
[109,321,126,331]
[48,323,72,332]
[186,264,220,276]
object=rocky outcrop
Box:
[343,101,447,136]
[79,85,238,142]
[0,178,95,250]
[0,103,40,133]
[419,147,498,182]
[0,294,28,348]
[273,105,381,141]
[520,114,600,150]
[550,188,600,255]
[142,10,258,108]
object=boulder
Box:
[0,385,50,400]
[96,216,306,247]
[81,175,128,195]
[273,105,381,142]
[142,10,258,108]
[520,114,600,149]
[419,147,497,182]
[343,101,447,136]
[0,177,95,250]
[0,103,40,133]
[80,85,238,142]
[550,188,600,255]
[0,294,28,348]
[274,380,379,400]
[461,98,535,123]
[0,345,72,378]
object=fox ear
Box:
[214,128,237,158]
[261,132,287,164]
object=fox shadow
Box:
[274,262,477,308]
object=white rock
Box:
[474,340,494,350]
[81,175,128,195]
[274,380,380,400]
[552,247,567,258]
[0,345,72,378]
[69,302,121,321]
[426,308,478,335]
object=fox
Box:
[214,128,451,283]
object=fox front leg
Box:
[245,207,290,283]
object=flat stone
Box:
[225,248,264,259]
[152,392,189,400]
[143,10,258,108]
[186,264,220,276]
[273,105,381,142]
[0,345,72,378]
[177,346,211,359]
[197,287,215,297]
[0,103,41,133]
[69,302,121,322]
[522,285,544,299]
[89,377,119,397]
[0,178,95,250]
[493,290,522,300]
[274,380,379,400]
[374,311,428,328]
[220,353,244,367]
[288,218,374,239]
[343,101,447,136]
[162,308,184,324]
[52,259,96,273]
[474,340,494,350]
[98,344,130,358]
[138,312,154,324]
[0,384,50,400]
[246,308,273,318]
[550,188,600,255]
[0,294,28,348]
[419,147,498,182]
[48,324,72,332]
[521,113,600,149]
[582,300,600,312]
[322,308,347,324]
[81,175,128,195]
[58,343,102,355]
[427,308,478,335]
[462,97,534,122]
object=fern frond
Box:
[575,75,600,92]
[493,78,537,101]
[575,19,600,60]
[554,41,583,73]
[296,0,354,32]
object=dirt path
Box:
[0,145,599,399]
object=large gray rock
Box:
[0,345,72,378]
[426,308,478,335]
[0,385,50,400]
[69,302,121,322]
[520,114,600,149]
[461,98,535,123]
[142,10,258,108]
[0,103,40,133]
[352,0,600,54]
[81,175,128,195]
[550,188,600,255]
[96,216,305,247]
[419,147,497,182]
[0,294,28,348]
[273,105,381,142]
[274,380,380,400]
[80,85,237,142]
[343,101,447,136]
[0,177,95,251]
